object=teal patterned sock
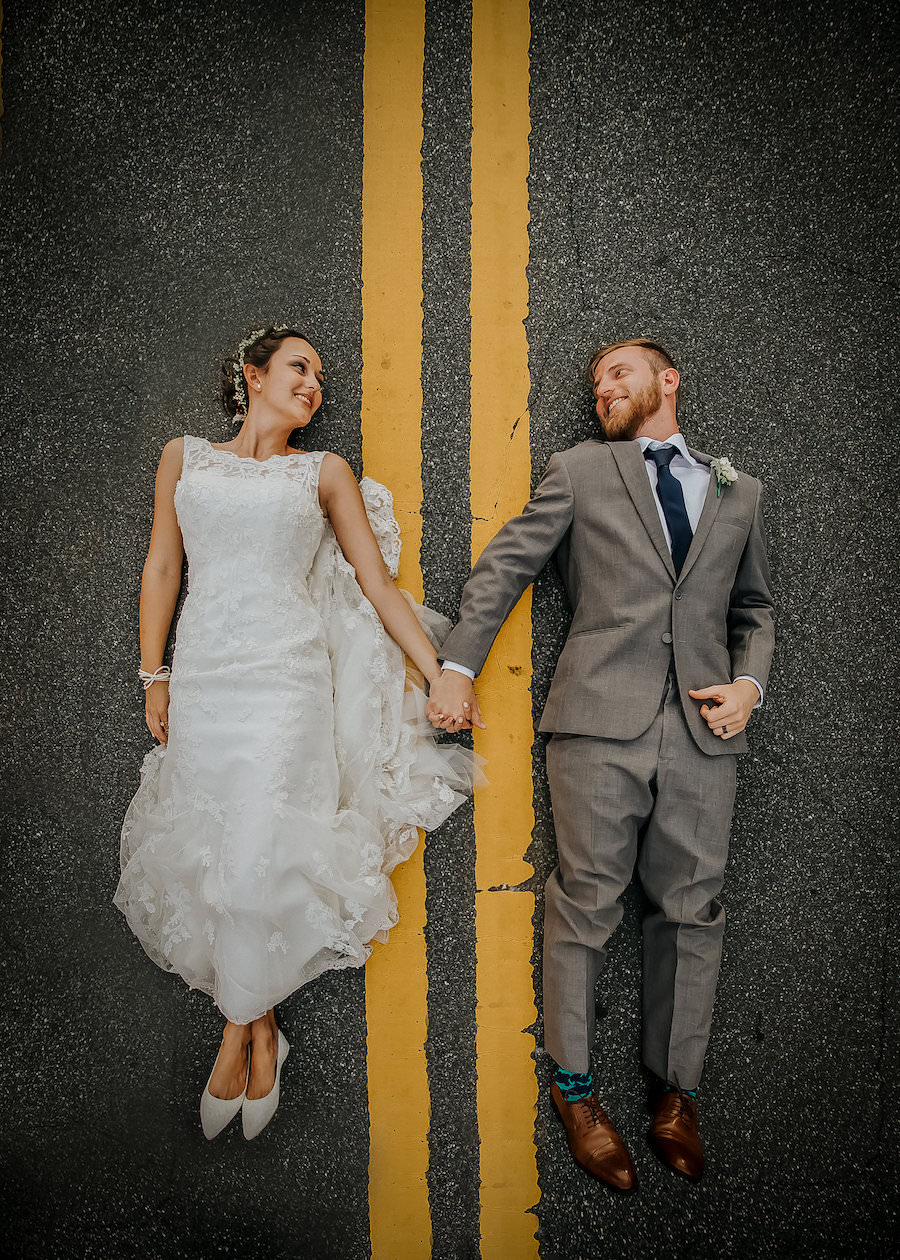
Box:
[553,1065,594,1102]
[665,1083,697,1099]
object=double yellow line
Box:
[361,2,537,1254]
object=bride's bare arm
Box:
[140,438,185,744]
[318,454,443,688]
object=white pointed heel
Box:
[242,1029,290,1140]
[200,1042,250,1140]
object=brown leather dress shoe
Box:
[649,1088,705,1181]
[550,1082,638,1191]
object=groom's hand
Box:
[426,670,486,731]
[689,680,760,740]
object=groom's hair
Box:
[586,338,678,382]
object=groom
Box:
[427,339,775,1189]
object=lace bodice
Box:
[174,435,327,602]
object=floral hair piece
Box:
[232,325,291,413]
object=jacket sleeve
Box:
[439,453,575,675]
[727,481,776,692]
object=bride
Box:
[114,326,477,1140]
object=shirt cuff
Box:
[734,675,764,708]
[442,660,476,681]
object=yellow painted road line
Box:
[1,3,5,151]
[470,2,539,1256]
[361,2,430,1257]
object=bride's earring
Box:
[256,384,261,390]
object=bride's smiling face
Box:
[250,337,325,426]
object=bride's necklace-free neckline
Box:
[206,437,308,464]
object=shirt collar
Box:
[636,431,699,465]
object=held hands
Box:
[145,680,171,745]
[425,670,486,732]
[688,680,759,741]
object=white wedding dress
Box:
[114,435,476,1024]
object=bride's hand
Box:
[145,681,170,745]
[426,671,486,732]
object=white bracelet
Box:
[139,666,171,690]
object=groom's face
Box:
[592,347,664,441]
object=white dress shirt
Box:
[443,431,763,706]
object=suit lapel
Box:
[609,442,676,581]
[676,446,723,584]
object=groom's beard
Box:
[599,376,663,441]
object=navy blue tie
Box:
[644,445,693,576]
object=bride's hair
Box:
[220,326,315,418]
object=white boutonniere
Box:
[710,456,738,497]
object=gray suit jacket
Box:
[439,438,775,756]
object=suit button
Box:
[674,592,683,600]
[662,632,673,644]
